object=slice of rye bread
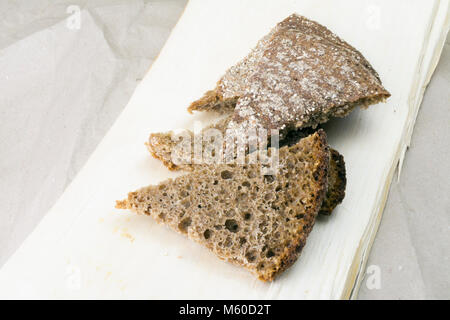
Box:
[319,149,346,215]
[188,14,390,135]
[147,119,346,215]
[117,130,330,281]
[276,127,346,216]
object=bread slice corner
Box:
[117,130,330,281]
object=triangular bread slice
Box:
[319,149,346,216]
[117,130,330,281]
[276,128,346,216]
[147,118,346,215]
[188,14,390,134]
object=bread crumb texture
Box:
[117,131,330,281]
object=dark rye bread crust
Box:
[319,149,346,215]
[118,131,330,281]
[188,14,390,134]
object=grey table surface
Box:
[0,0,448,299]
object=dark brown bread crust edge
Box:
[319,149,347,215]
[259,129,330,281]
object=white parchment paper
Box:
[0,0,448,299]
